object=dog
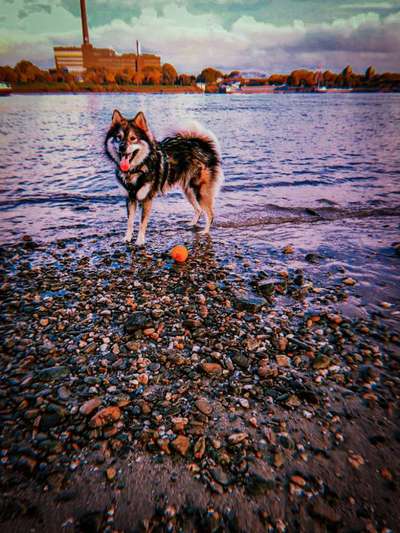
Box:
[105,110,223,245]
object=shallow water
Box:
[0,93,399,317]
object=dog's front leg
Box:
[136,198,153,246]
[125,198,137,243]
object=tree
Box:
[288,69,316,87]
[268,74,288,86]
[14,60,46,83]
[365,66,376,81]
[197,67,224,84]
[0,66,17,83]
[162,63,178,85]
[178,74,195,86]
[143,66,162,85]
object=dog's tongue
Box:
[119,157,130,172]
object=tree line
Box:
[1,60,399,91]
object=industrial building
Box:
[54,0,160,74]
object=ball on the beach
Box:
[170,245,188,263]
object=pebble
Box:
[89,406,121,428]
[79,398,102,416]
[171,435,190,457]
[195,397,213,416]
[201,362,223,375]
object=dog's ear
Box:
[133,112,153,141]
[111,109,124,125]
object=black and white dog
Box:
[105,110,223,245]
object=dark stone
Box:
[231,292,267,312]
[232,354,249,369]
[125,312,151,333]
[309,498,341,524]
[37,366,68,381]
[245,473,275,495]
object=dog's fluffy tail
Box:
[176,120,224,196]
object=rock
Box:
[57,385,71,401]
[89,406,121,428]
[209,467,231,486]
[232,354,249,369]
[106,467,116,481]
[309,498,341,524]
[291,475,306,487]
[125,312,150,333]
[276,355,290,367]
[313,355,331,370]
[201,362,223,375]
[231,292,267,312]
[282,245,294,254]
[171,417,188,432]
[38,366,68,381]
[245,473,275,495]
[343,277,356,286]
[171,435,190,457]
[80,398,102,416]
[239,398,250,409]
[227,432,248,445]
[194,436,206,459]
[257,279,284,297]
[195,397,213,416]
[347,452,365,469]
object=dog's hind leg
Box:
[125,198,137,243]
[198,190,214,234]
[184,188,202,226]
[136,198,153,246]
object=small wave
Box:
[215,205,400,229]
[0,193,122,209]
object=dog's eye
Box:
[129,135,137,143]
[115,133,123,142]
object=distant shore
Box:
[11,83,203,94]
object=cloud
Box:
[0,1,399,74]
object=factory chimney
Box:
[80,0,90,45]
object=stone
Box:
[291,475,306,487]
[232,354,249,369]
[195,397,213,416]
[227,432,248,445]
[171,435,190,457]
[343,277,356,286]
[194,436,206,460]
[125,312,150,333]
[80,398,102,416]
[282,245,294,254]
[89,406,121,428]
[276,355,290,367]
[313,355,331,370]
[201,362,223,375]
[231,292,266,312]
[106,467,116,481]
[38,366,68,381]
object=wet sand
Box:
[0,230,399,532]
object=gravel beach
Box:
[0,231,399,532]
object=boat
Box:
[314,86,353,93]
[219,82,275,94]
[0,82,12,96]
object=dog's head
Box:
[105,110,154,172]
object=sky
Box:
[0,0,399,74]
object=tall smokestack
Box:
[80,0,90,45]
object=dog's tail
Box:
[176,121,224,196]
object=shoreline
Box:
[0,233,399,531]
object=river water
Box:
[0,93,399,318]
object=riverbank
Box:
[0,231,399,532]
[12,83,203,94]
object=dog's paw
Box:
[124,235,132,244]
[198,229,210,235]
[135,237,145,247]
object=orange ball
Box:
[170,245,189,263]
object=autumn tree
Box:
[288,69,316,87]
[268,74,288,85]
[161,63,178,85]
[197,67,224,83]
[143,66,162,85]
[0,66,18,83]
[178,74,195,86]
[365,66,376,81]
